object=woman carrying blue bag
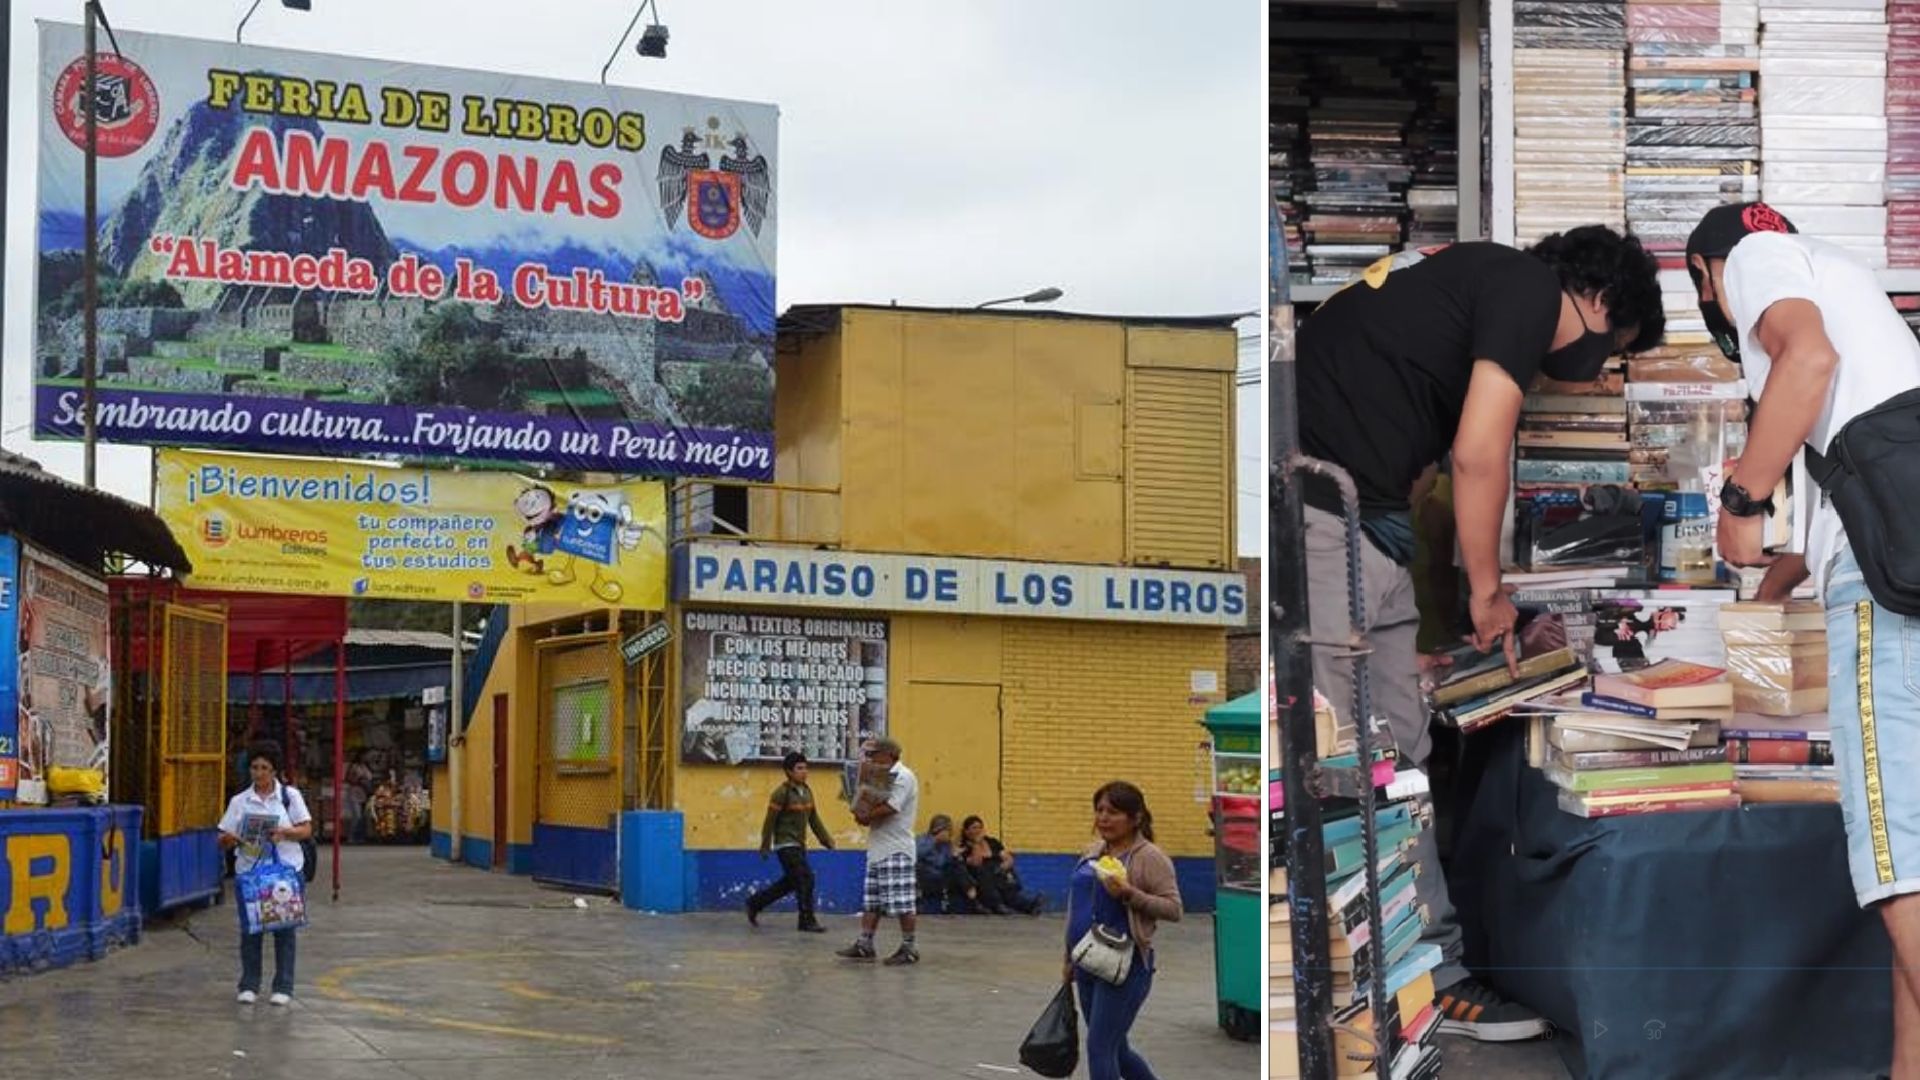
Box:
[218,741,313,1006]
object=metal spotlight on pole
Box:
[602,0,667,83]
[238,0,312,44]
[975,287,1065,310]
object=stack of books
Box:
[1720,600,1829,715]
[1269,7,1461,287]
[1523,692,1725,759]
[1432,644,1590,734]
[1407,43,1460,249]
[1625,0,1762,269]
[1302,90,1413,284]
[1514,3,1628,245]
[1513,374,1652,574]
[1329,943,1447,1079]
[1890,0,1920,266]
[1724,711,1837,802]
[1897,293,1920,343]
[1547,659,1740,816]
[1519,385,1630,466]
[1760,0,1891,268]
[1273,47,1311,283]
[1271,792,1437,1076]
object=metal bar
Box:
[282,643,294,774]
[333,639,344,902]
[236,0,265,43]
[1457,0,1484,240]
[1,7,10,445]
[1271,197,1335,1079]
[1490,0,1516,245]
[250,640,263,737]
[82,2,98,489]
[600,0,654,84]
[1340,465,1392,1080]
[450,601,464,866]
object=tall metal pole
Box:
[82,1,99,489]
[1271,198,1335,1076]
[333,639,345,902]
[2,8,11,446]
[449,601,464,865]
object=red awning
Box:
[109,579,347,672]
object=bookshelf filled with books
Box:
[1274,0,1483,298]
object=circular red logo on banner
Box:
[1742,203,1790,235]
[52,53,159,158]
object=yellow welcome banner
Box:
[156,449,666,609]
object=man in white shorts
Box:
[1687,201,1920,1073]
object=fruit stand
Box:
[1203,690,1261,1041]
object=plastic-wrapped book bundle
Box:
[1625,0,1761,272]
[1890,0,1920,264]
[1516,1,1629,245]
[1760,0,1891,267]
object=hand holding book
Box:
[1469,586,1522,678]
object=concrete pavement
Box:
[1,847,1257,1079]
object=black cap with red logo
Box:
[1685,202,1797,360]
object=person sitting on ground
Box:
[916,814,978,914]
[958,815,1044,915]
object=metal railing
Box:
[669,478,842,548]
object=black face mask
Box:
[1702,298,1741,363]
[1541,291,1617,382]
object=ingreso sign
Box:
[35,24,778,479]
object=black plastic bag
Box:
[1018,984,1080,1078]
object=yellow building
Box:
[432,304,1245,911]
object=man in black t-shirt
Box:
[1297,228,1664,1041]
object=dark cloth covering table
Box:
[1448,721,1892,1079]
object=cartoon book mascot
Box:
[545,488,660,604]
[507,485,565,574]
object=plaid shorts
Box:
[863,852,916,916]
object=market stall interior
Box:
[225,629,456,846]
[1273,0,1920,1075]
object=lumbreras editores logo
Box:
[200,516,229,548]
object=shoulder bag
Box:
[282,786,319,884]
[1068,853,1135,986]
[1803,387,1920,615]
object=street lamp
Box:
[237,0,310,43]
[603,0,668,83]
[975,287,1065,309]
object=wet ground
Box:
[2,847,1258,1079]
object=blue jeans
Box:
[1826,549,1920,907]
[240,929,297,995]
[1075,959,1158,1080]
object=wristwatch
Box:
[1719,477,1776,518]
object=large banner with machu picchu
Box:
[34,24,777,479]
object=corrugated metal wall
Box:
[1125,367,1233,569]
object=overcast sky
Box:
[3,0,1263,555]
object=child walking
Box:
[746,751,835,933]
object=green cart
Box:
[1203,691,1262,1042]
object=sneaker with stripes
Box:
[1435,977,1550,1042]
